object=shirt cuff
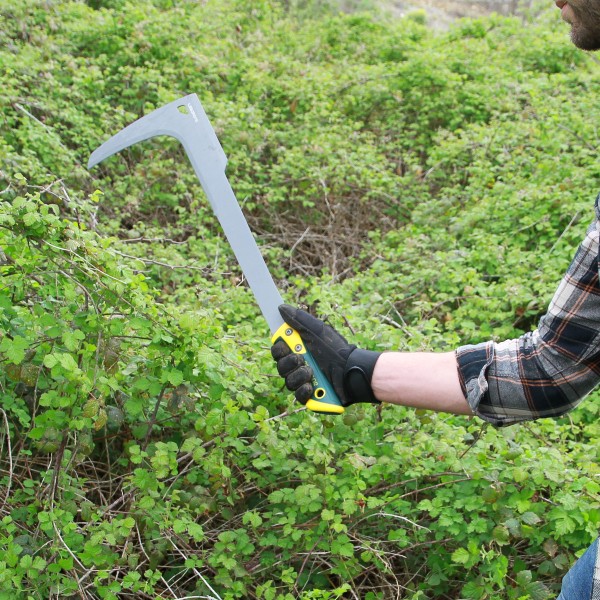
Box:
[455,342,525,427]
[455,341,493,415]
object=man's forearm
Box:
[371,351,472,415]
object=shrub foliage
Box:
[1,1,600,599]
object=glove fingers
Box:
[295,382,314,405]
[285,365,313,391]
[271,339,292,361]
[276,353,305,377]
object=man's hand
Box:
[271,305,381,407]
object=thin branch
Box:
[167,538,223,600]
[352,511,430,531]
[120,236,188,245]
[142,384,168,451]
[111,248,213,272]
[0,408,13,511]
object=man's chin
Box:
[571,25,600,50]
[566,7,600,51]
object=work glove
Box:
[271,304,381,407]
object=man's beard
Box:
[568,0,600,50]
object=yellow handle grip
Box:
[272,323,345,415]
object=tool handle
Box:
[272,323,345,415]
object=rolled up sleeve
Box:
[456,218,600,426]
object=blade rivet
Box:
[285,329,293,336]
[295,344,303,352]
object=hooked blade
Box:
[88,94,284,333]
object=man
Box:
[271,1,600,597]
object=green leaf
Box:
[173,519,187,534]
[521,511,542,525]
[82,397,100,418]
[187,522,204,542]
[516,570,532,585]
[527,581,551,600]
[138,496,155,510]
[331,534,354,557]
[0,335,29,365]
[451,548,471,565]
[62,329,85,351]
[492,525,510,545]
[165,369,184,386]
[462,581,485,600]
[22,212,41,227]
[58,353,79,372]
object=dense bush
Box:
[1,1,600,598]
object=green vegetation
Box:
[1,1,600,598]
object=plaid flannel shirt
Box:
[456,197,600,426]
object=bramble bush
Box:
[1,1,600,599]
